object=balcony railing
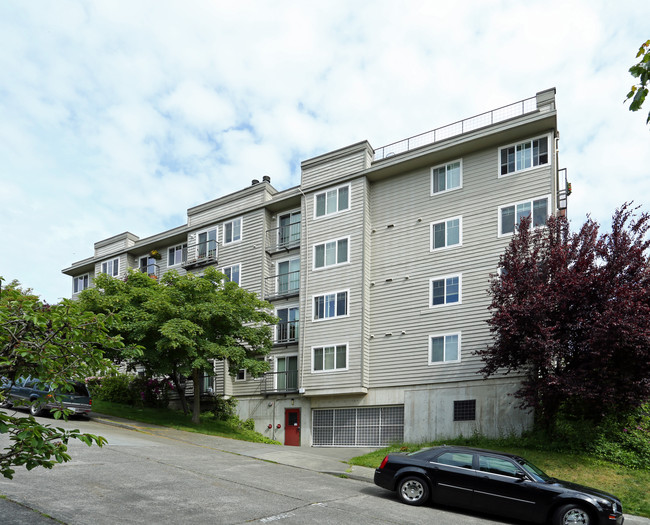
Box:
[182,240,219,269]
[264,270,300,300]
[266,223,301,253]
[275,320,299,345]
[260,370,299,394]
[139,262,161,279]
[374,96,537,161]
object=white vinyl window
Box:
[431,217,462,250]
[431,160,462,194]
[429,333,461,364]
[313,290,348,321]
[100,258,119,277]
[223,218,242,245]
[499,136,549,176]
[312,344,348,372]
[168,244,187,266]
[73,274,89,294]
[235,369,246,381]
[315,184,350,218]
[314,237,349,269]
[222,264,241,285]
[430,275,461,306]
[499,196,549,236]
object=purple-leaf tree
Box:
[479,204,650,427]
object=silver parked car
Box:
[0,377,92,417]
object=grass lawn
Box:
[350,442,650,518]
[91,400,280,444]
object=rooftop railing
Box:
[374,96,538,161]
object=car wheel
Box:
[29,401,44,417]
[553,504,592,525]
[397,476,430,506]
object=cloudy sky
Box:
[1,1,648,303]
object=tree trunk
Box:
[171,371,188,415]
[191,368,201,424]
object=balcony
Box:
[264,270,300,300]
[182,240,219,270]
[275,320,299,345]
[266,222,301,254]
[557,167,570,211]
[260,370,299,394]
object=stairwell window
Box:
[431,160,462,194]
[223,218,242,245]
[313,290,348,320]
[315,184,350,218]
[314,237,349,269]
[499,196,549,236]
[499,136,549,176]
[313,344,348,372]
[430,275,461,306]
[431,217,461,250]
[429,333,461,364]
[100,258,119,277]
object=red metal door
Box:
[284,408,300,446]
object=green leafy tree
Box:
[0,279,121,479]
[479,204,650,428]
[79,267,276,423]
[626,39,650,125]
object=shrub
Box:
[87,374,135,405]
[130,376,173,408]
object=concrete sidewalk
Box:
[92,412,379,482]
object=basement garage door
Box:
[312,406,404,447]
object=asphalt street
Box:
[0,412,648,525]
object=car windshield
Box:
[516,458,553,482]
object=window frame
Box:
[428,332,461,365]
[431,159,463,195]
[221,263,241,285]
[429,274,462,307]
[313,237,350,270]
[223,217,242,245]
[430,216,462,251]
[314,184,351,219]
[498,195,550,237]
[100,257,120,277]
[498,135,550,177]
[73,274,89,294]
[235,369,246,382]
[312,289,349,321]
[168,243,187,267]
[312,343,348,373]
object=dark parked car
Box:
[0,377,92,417]
[374,445,623,525]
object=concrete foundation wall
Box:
[404,378,533,442]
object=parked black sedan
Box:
[374,445,623,525]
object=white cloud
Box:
[0,0,649,302]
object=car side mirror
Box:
[515,471,527,482]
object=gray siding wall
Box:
[301,142,373,191]
[368,135,555,388]
[300,177,368,394]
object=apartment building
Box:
[63,88,568,447]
